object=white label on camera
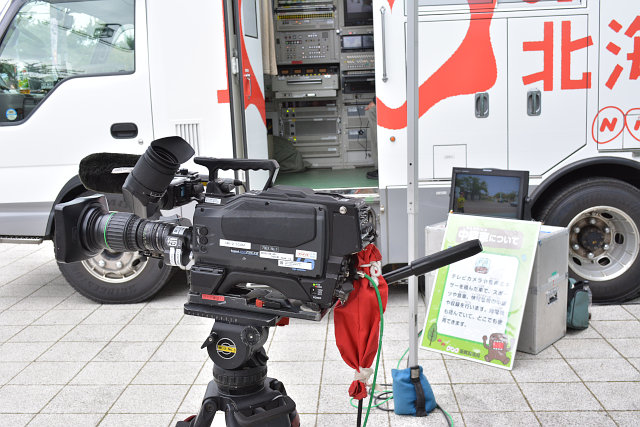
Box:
[205,197,222,205]
[173,226,188,235]
[220,239,252,250]
[167,237,179,247]
[169,247,178,266]
[278,260,313,270]
[295,249,317,260]
[111,167,133,174]
[260,251,293,261]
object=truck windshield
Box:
[0,0,134,123]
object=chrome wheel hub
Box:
[81,251,147,284]
[568,206,639,281]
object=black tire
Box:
[538,177,640,303]
[56,193,175,303]
[57,255,174,303]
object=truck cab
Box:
[0,0,234,302]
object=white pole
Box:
[406,0,420,367]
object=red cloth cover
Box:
[333,244,388,400]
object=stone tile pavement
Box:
[0,242,639,426]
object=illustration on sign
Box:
[420,214,541,370]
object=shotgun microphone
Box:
[78,152,140,194]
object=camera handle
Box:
[194,158,280,192]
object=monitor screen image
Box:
[362,34,374,49]
[342,35,362,49]
[344,0,373,26]
[346,0,373,14]
[449,168,529,219]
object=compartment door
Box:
[418,17,508,178]
[226,0,269,189]
[508,15,589,173]
[597,0,640,150]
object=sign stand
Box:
[420,214,541,370]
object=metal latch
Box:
[527,90,541,116]
[475,92,489,118]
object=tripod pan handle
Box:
[232,395,296,427]
[383,239,483,284]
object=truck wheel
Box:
[538,177,640,303]
[55,192,174,303]
[57,253,173,303]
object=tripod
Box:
[177,239,483,427]
[177,305,299,427]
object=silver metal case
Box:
[517,225,569,354]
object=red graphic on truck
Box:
[377,0,498,130]
[626,108,640,142]
[238,0,266,125]
[604,16,640,90]
[593,106,640,145]
[522,20,593,91]
[592,106,626,145]
[377,1,595,130]
[217,0,265,124]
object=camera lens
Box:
[78,205,176,255]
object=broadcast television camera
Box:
[55,137,481,427]
[56,136,376,321]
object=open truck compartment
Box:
[265,0,376,174]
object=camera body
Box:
[55,140,376,320]
[188,185,374,317]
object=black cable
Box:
[436,404,454,427]
[373,390,394,412]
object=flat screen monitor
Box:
[362,34,374,49]
[342,35,363,50]
[344,0,373,27]
[449,168,529,220]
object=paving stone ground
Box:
[0,242,639,426]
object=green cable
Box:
[350,276,454,427]
[362,272,383,427]
[103,212,116,250]
[396,347,409,370]
[443,407,454,425]
[396,328,423,370]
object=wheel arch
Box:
[530,156,640,220]
[44,175,86,239]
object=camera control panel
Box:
[275,31,338,64]
[341,53,375,70]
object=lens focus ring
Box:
[103,212,137,252]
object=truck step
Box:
[0,236,44,244]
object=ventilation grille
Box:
[175,122,201,155]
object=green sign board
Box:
[420,214,541,370]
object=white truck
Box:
[1,0,639,304]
